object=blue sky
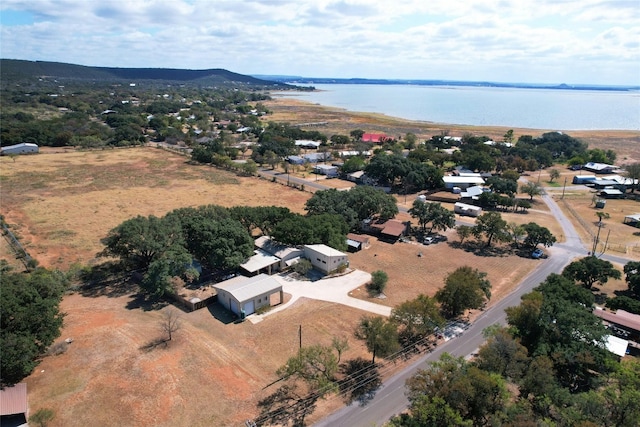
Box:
[1,0,638,85]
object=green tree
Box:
[100,215,187,272]
[473,211,510,247]
[391,294,444,343]
[388,395,471,427]
[624,163,640,193]
[507,222,526,248]
[456,225,473,244]
[293,258,312,276]
[487,176,519,197]
[436,266,491,318]
[623,261,640,296]
[368,270,389,295]
[276,344,339,393]
[475,327,529,380]
[562,256,622,289]
[520,181,543,200]
[1,268,66,386]
[355,315,400,363]
[522,222,556,248]
[549,168,561,183]
[408,201,455,234]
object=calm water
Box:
[275,84,640,131]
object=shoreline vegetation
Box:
[264,95,640,164]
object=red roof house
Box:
[362,133,388,143]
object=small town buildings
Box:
[0,382,28,426]
[443,176,485,190]
[304,152,331,163]
[313,164,338,177]
[213,274,283,317]
[0,142,39,155]
[459,185,486,201]
[303,244,348,274]
[599,188,624,199]
[347,170,366,182]
[583,162,617,174]
[454,202,482,217]
[593,308,640,344]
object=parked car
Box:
[424,236,435,245]
[531,248,544,259]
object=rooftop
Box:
[213,274,282,302]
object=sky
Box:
[0,0,638,85]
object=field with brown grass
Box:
[2,101,638,426]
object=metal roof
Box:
[213,274,282,303]
[0,383,27,416]
[239,249,280,273]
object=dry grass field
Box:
[2,101,638,426]
[0,147,310,270]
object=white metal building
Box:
[213,274,283,317]
[303,244,348,274]
[0,143,39,155]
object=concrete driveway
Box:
[249,269,392,323]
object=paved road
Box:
[313,190,633,427]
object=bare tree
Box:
[160,308,181,342]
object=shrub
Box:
[47,341,69,356]
[367,270,388,295]
[293,258,312,276]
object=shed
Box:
[347,170,366,182]
[572,175,596,185]
[346,233,371,252]
[0,143,39,156]
[0,383,28,426]
[303,244,348,274]
[304,152,331,163]
[213,274,283,317]
[623,214,640,227]
[460,185,485,200]
[454,202,482,217]
[295,140,321,149]
[599,189,624,199]
[604,335,629,357]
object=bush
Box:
[47,341,69,356]
[367,270,388,295]
[293,258,312,276]
[606,295,640,314]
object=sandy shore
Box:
[263,95,640,163]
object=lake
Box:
[275,84,640,131]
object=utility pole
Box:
[561,177,567,199]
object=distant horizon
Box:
[1,1,637,86]
[3,58,638,90]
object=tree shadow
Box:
[448,241,511,257]
[256,383,318,427]
[339,358,382,407]
[139,337,169,352]
[207,302,237,325]
[125,294,168,312]
[76,261,139,298]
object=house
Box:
[347,170,366,182]
[593,308,640,344]
[213,274,283,317]
[346,233,371,252]
[363,219,407,242]
[0,143,39,156]
[304,152,331,163]
[443,176,485,190]
[295,140,321,149]
[239,249,281,276]
[314,164,338,177]
[286,155,306,165]
[303,244,348,274]
[591,179,625,191]
[254,236,305,270]
[583,162,617,174]
[0,383,28,426]
[361,133,388,143]
[454,202,482,217]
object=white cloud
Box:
[0,0,638,84]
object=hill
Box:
[0,59,287,88]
